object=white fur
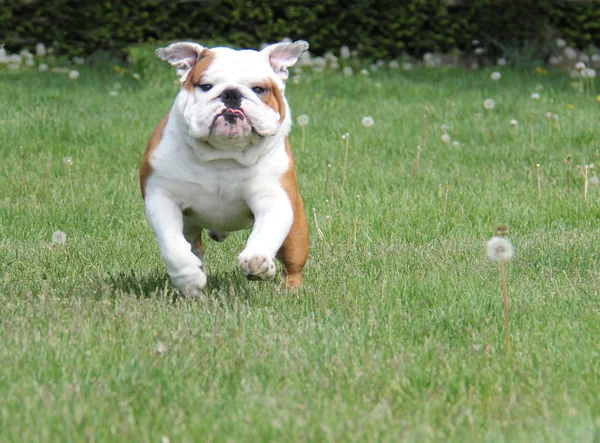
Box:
[144,42,307,296]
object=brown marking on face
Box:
[276,137,309,287]
[257,79,287,123]
[183,49,217,91]
[140,111,170,199]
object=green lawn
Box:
[1,46,599,442]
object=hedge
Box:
[0,0,599,60]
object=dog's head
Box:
[156,41,308,151]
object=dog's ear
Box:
[262,40,309,82]
[156,42,206,82]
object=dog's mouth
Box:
[210,108,253,139]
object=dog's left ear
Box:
[262,40,309,82]
[156,42,207,82]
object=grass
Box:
[1,46,600,442]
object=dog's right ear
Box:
[156,42,206,82]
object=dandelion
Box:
[530,92,540,100]
[487,230,515,355]
[577,164,596,200]
[549,56,560,66]
[556,38,567,49]
[497,58,507,66]
[389,60,399,69]
[490,71,501,81]
[359,68,369,76]
[564,47,577,60]
[64,156,75,208]
[441,124,449,133]
[312,208,326,242]
[38,63,49,72]
[133,73,141,80]
[545,111,552,119]
[109,90,118,96]
[575,61,586,71]
[340,46,351,60]
[510,119,518,144]
[597,95,600,103]
[567,103,575,110]
[402,62,413,71]
[72,56,85,65]
[536,164,542,199]
[452,140,460,147]
[483,98,495,110]
[374,82,381,89]
[297,114,309,152]
[292,76,301,85]
[68,70,79,80]
[155,340,167,354]
[361,116,374,128]
[343,66,353,76]
[474,47,485,55]
[52,230,67,244]
[35,42,46,57]
[441,133,451,144]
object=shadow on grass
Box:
[101,267,260,302]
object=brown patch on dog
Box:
[194,230,205,256]
[140,111,170,199]
[257,79,286,123]
[183,49,216,90]
[276,137,309,287]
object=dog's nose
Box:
[220,88,242,108]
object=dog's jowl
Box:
[140,41,310,296]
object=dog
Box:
[140,40,310,296]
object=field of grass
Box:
[1,45,599,442]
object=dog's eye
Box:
[198,84,213,92]
[252,86,267,95]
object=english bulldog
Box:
[140,40,310,296]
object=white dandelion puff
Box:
[68,70,79,80]
[361,116,374,128]
[340,46,351,60]
[38,63,49,72]
[52,230,67,244]
[389,60,399,69]
[497,58,507,66]
[63,156,73,165]
[556,38,567,49]
[474,47,485,55]
[359,68,369,76]
[402,62,413,71]
[487,236,515,262]
[564,47,577,60]
[509,119,518,126]
[491,71,502,81]
[484,98,496,110]
[441,133,451,143]
[35,43,47,57]
[343,66,353,76]
[109,90,118,97]
[575,61,586,71]
[297,114,309,126]
[530,92,540,100]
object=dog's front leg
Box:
[239,189,293,281]
[145,193,207,296]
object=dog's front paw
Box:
[169,261,207,297]
[238,250,276,281]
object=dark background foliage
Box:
[1,0,598,59]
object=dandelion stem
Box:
[19,146,29,195]
[423,113,429,151]
[341,136,350,193]
[529,110,535,150]
[500,260,511,355]
[583,166,589,201]
[312,208,326,242]
[565,154,572,197]
[451,103,458,138]
[412,146,422,180]
[40,159,51,203]
[68,163,75,209]
[324,163,331,196]
[300,125,306,152]
[536,163,541,200]
[443,182,450,214]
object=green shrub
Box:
[0,0,598,60]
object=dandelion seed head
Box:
[483,98,496,110]
[556,38,567,49]
[452,140,460,147]
[490,71,501,81]
[545,111,552,119]
[575,61,586,71]
[35,42,46,57]
[474,47,485,55]
[133,73,141,80]
[341,132,350,140]
[487,236,515,262]
[155,340,167,354]
[52,230,67,244]
[564,47,577,60]
[389,60,399,69]
[340,46,351,60]
[38,63,49,72]
[374,82,382,88]
[343,66,353,76]
[530,92,540,100]
[109,90,118,96]
[63,156,73,165]
[361,116,374,128]
[297,114,309,126]
[402,62,413,71]
[441,124,449,132]
[360,68,369,76]
[441,133,451,143]
[509,119,518,126]
[68,70,79,80]
[497,58,507,66]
